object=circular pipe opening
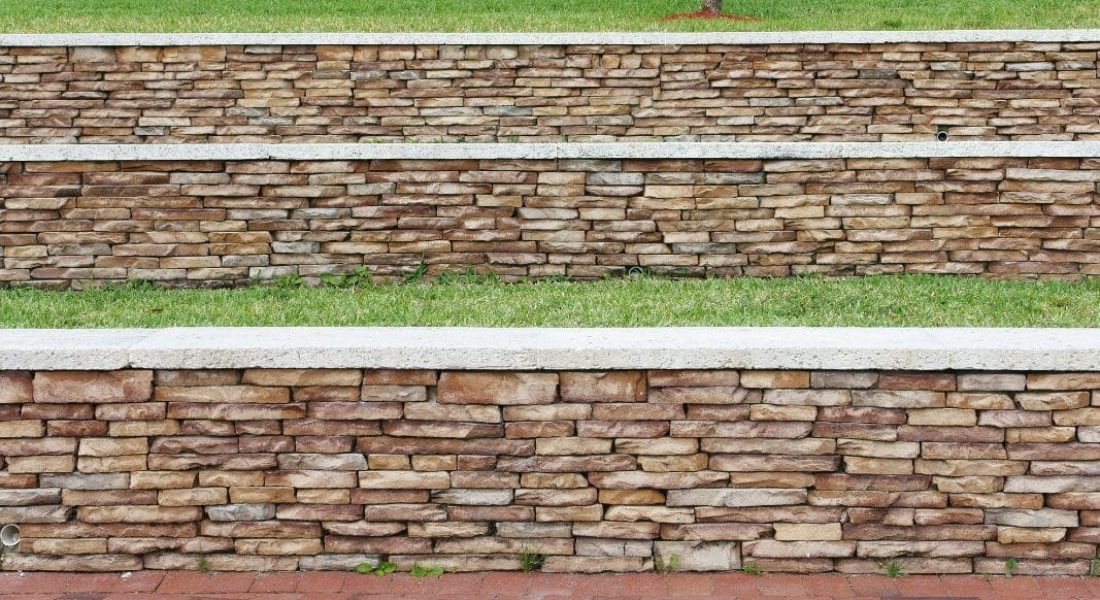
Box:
[936,130,949,142]
[0,524,20,548]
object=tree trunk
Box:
[701,0,723,14]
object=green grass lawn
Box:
[1,276,1097,328]
[2,0,1098,33]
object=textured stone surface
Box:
[2,39,1100,143]
[1,156,1099,285]
[0,366,1099,574]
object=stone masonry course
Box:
[1,41,1099,144]
[1,367,1100,574]
[0,156,1098,286]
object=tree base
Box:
[660,10,759,22]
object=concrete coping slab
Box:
[0,327,1096,371]
[2,142,1100,162]
[3,30,1100,47]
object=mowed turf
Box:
[2,0,1098,33]
[1,275,1098,328]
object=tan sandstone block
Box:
[774,523,843,541]
[78,437,148,457]
[0,420,44,438]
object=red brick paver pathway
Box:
[0,572,1098,599]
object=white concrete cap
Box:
[0,328,1096,371]
[3,30,1100,47]
[1,142,1099,162]
[0,329,154,370]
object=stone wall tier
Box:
[1,343,1099,574]
[1,145,1098,285]
[2,32,1100,143]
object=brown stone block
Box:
[0,554,142,572]
[1027,373,1100,390]
[34,371,152,403]
[78,505,200,524]
[324,535,433,554]
[159,487,229,506]
[436,535,572,555]
[711,454,840,472]
[438,372,558,404]
[277,504,362,521]
[357,436,532,456]
[0,438,76,456]
[587,470,728,490]
[598,489,665,505]
[560,371,645,402]
[242,369,362,387]
[504,421,574,438]
[6,455,74,473]
[499,454,636,473]
[853,390,945,408]
[811,422,897,441]
[809,490,946,508]
[740,371,810,389]
[383,420,502,439]
[897,426,1003,442]
[78,437,147,457]
[449,505,534,522]
[907,408,977,426]
[818,406,907,424]
[947,392,1015,409]
[685,404,753,421]
[230,487,297,504]
[0,419,44,438]
[148,453,276,471]
[107,537,233,554]
[155,385,291,403]
[0,371,33,403]
[672,421,812,438]
[404,403,499,422]
[95,402,166,421]
[362,369,437,386]
[154,370,240,387]
[815,474,931,492]
[648,370,740,387]
[744,540,855,558]
[266,470,358,489]
[591,403,684,420]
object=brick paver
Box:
[1,572,1099,599]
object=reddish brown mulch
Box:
[660,10,759,22]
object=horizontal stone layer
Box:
[0,156,1097,286]
[0,328,1097,371]
[1,39,1099,143]
[1,366,1099,574]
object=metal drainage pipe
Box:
[0,524,20,548]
